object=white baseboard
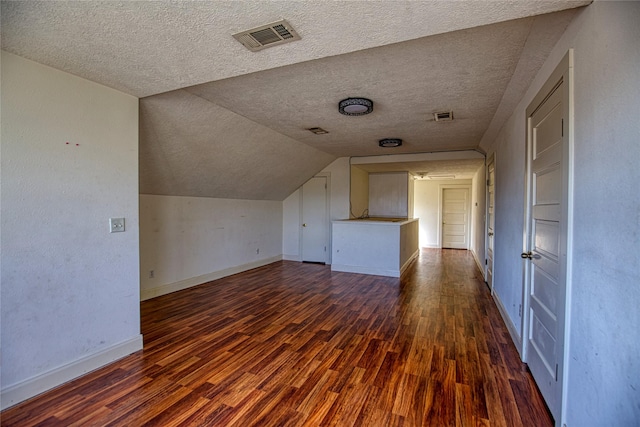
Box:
[1,335,143,410]
[423,244,440,249]
[492,292,523,359]
[331,249,419,278]
[400,249,420,275]
[140,255,283,301]
[282,254,301,262]
[331,263,400,277]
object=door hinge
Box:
[555,363,559,381]
[325,184,327,189]
[518,304,522,317]
[485,259,488,265]
[324,246,326,252]
[561,118,564,137]
[486,179,490,186]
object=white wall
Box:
[282,157,351,263]
[483,2,640,425]
[350,165,369,218]
[139,195,282,300]
[321,157,351,222]
[282,190,301,261]
[470,165,487,276]
[0,52,142,408]
[413,179,472,248]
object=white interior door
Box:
[487,157,495,290]
[523,51,572,423]
[302,176,328,263]
[442,187,469,249]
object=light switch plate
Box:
[109,217,125,233]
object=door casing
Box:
[439,184,471,249]
[486,155,496,292]
[522,49,574,426]
[300,174,331,264]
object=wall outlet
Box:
[149,270,154,279]
[256,248,260,254]
[109,217,125,233]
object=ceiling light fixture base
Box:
[379,138,402,148]
[338,98,373,116]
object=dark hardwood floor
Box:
[1,249,553,426]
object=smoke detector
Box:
[233,20,301,52]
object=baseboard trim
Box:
[140,255,283,301]
[1,335,143,410]
[331,264,400,278]
[400,249,420,275]
[282,254,301,262]
[492,292,523,359]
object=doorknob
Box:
[521,251,533,259]
[302,223,307,227]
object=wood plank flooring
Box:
[1,249,553,426]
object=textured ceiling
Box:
[1,1,591,200]
[139,90,335,200]
[186,16,540,158]
[1,1,590,97]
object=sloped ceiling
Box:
[139,90,335,200]
[1,1,591,200]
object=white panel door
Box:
[487,158,495,290]
[523,52,572,423]
[442,188,469,249]
[302,176,328,263]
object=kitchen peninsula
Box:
[331,217,419,277]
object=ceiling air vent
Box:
[308,127,329,135]
[233,20,301,52]
[433,111,454,122]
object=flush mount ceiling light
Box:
[338,98,373,116]
[379,138,402,148]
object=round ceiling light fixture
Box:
[379,138,402,148]
[338,97,373,116]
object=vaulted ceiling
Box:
[1,1,591,200]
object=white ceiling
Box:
[1,1,591,200]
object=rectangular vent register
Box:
[233,20,301,52]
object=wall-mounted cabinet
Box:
[368,172,414,218]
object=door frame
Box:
[299,173,331,264]
[521,49,574,426]
[438,184,472,249]
[485,154,496,293]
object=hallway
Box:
[1,249,552,426]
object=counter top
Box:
[333,217,418,226]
